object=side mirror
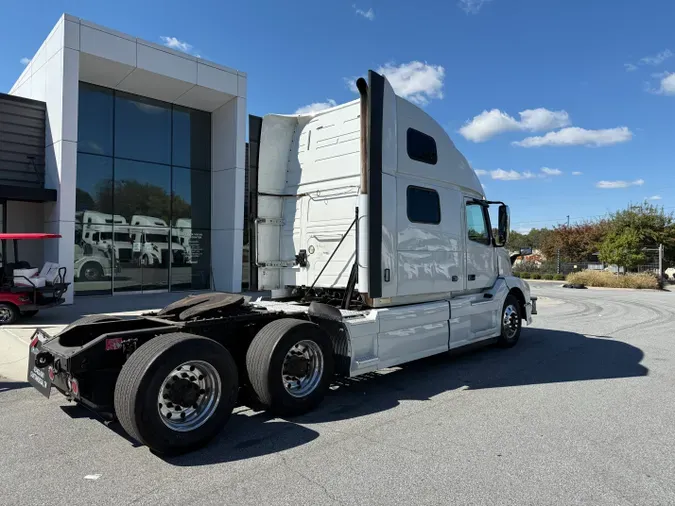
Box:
[496,204,510,246]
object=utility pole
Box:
[659,243,664,280]
[567,215,570,227]
[557,248,561,274]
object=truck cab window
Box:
[407,128,437,165]
[466,204,490,244]
[407,186,441,224]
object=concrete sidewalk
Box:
[0,290,266,382]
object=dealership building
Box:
[2,14,248,304]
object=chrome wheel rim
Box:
[84,267,99,281]
[0,307,13,323]
[503,304,519,339]
[157,361,221,432]
[281,340,324,398]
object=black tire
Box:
[81,261,103,281]
[246,319,334,416]
[59,314,122,335]
[21,310,39,318]
[113,333,238,455]
[497,293,522,348]
[0,303,19,325]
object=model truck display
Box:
[26,70,537,455]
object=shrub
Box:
[543,273,554,280]
[566,270,660,289]
[521,272,531,279]
[553,274,565,281]
[531,273,542,280]
[512,272,521,278]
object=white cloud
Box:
[160,36,193,54]
[380,61,445,106]
[513,126,632,147]
[347,61,445,106]
[647,195,662,200]
[654,73,675,95]
[476,167,561,180]
[458,0,491,14]
[490,169,536,181]
[624,63,638,72]
[354,5,375,20]
[20,57,30,66]
[458,108,570,142]
[596,179,644,189]
[295,99,337,115]
[540,167,562,176]
[572,171,583,176]
[639,49,673,66]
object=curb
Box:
[0,329,32,382]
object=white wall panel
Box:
[64,20,80,50]
[137,43,197,84]
[211,98,237,170]
[197,63,238,96]
[80,24,136,67]
[44,49,64,147]
[237,75,247,98]
[61,48,80,143]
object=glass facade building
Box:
[75,82,212,294]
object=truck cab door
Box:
[464,200,496,291]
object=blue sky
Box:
[2,0,674,232]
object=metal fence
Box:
[514,245,666,278]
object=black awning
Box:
[0,184,57,202]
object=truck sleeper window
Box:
[407,186,441,224]
[407,128,438,165]
[466,204,490,244]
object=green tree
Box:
[598,228,646,270]
[608,203,675,266]
[506,230,530,251]
[539,221,607,262]
[95,180,191,225]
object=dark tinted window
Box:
[407,128,437,165]
[172,166,211,229]
[173,106,212,169]
[75,153,113,213]
[113,159,171,226]
[114,92,171,165]
[407,186,440,224]
[78,84,113,156]
[171,228,211,291]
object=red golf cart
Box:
[0,233,69,324]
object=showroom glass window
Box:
[74,82,212,295]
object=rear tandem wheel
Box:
[113,332,239,455]
[246,318,335,416]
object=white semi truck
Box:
[76,211,133,263]
[129,215,189,267]
[27,70,536,455]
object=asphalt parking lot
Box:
[1,282,674,506]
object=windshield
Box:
[145,234,169,243]
[99,232,131,242]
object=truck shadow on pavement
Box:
[166,327,648,467]
[0,380,30,393]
